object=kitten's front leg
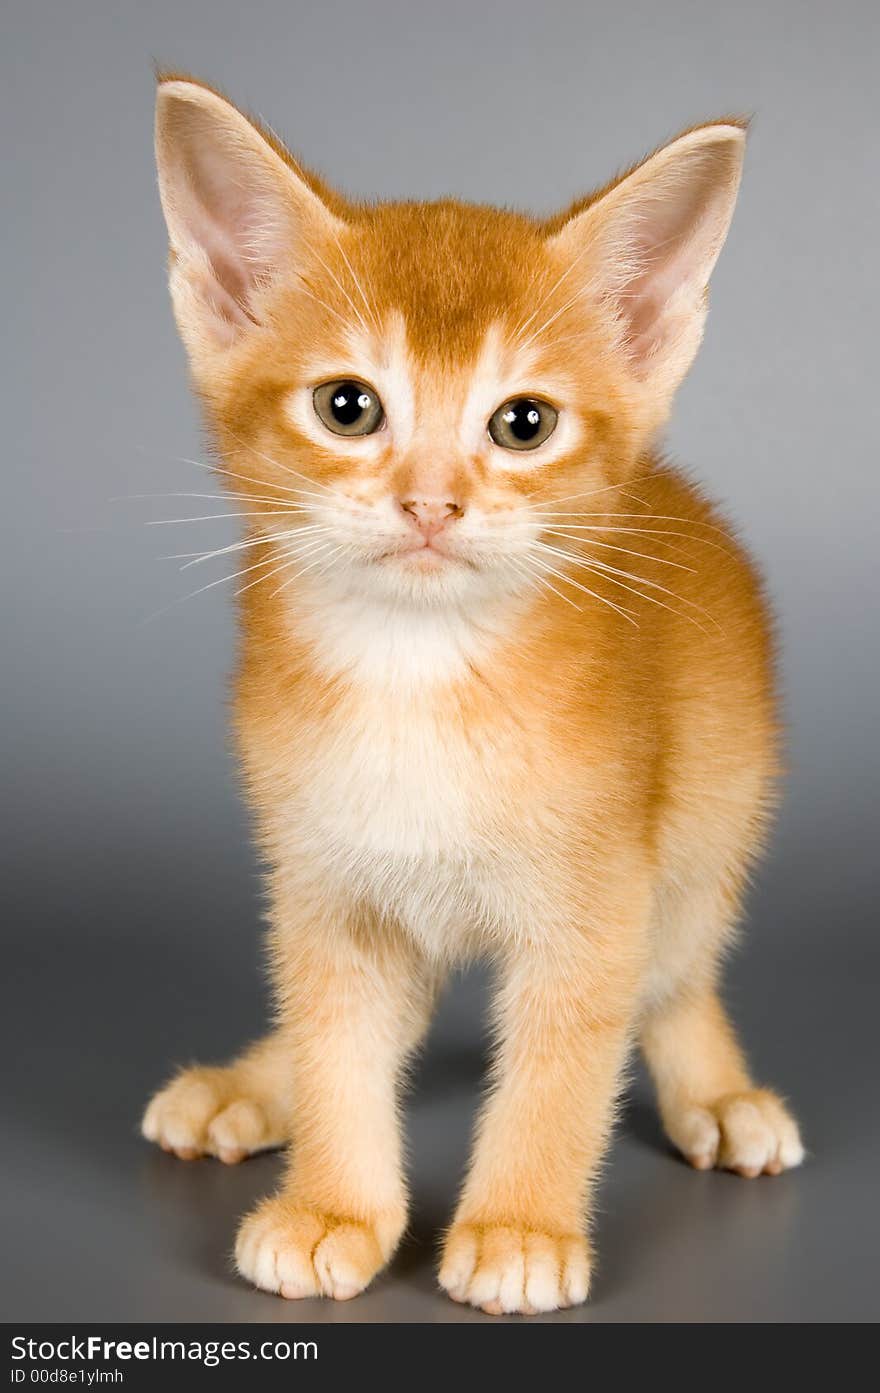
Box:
[440,880,649,1315]
[236,891,435,1302]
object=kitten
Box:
[142,76,803,1314]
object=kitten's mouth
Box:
[381,539,464,570]
[400,546,450,570]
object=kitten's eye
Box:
[313,379,385,437]
[488,397,558,451]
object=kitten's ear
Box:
[548,122,746,416]
[155,78,340,364]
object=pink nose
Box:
[399,497,463,539]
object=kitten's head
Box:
[156,78,744,613]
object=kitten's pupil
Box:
[504,400,543,441]
[313,378,384,436]
[488,395,558,451]
[331,382,371,426]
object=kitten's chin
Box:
[343,543,498,610]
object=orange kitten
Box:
[142,77,803,1314]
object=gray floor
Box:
[3,830,877,1323]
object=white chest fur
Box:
[288,692,485,956]
[276,593,557,960]
[302,695,477,861]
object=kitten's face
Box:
[215,204,629,610]
[157,79,743,616]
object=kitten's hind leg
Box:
[142,1034,290,1164]
[640,985,804,1177]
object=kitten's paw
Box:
[439,1223,591,1314]
[142,1065,286,1164]
[235,1196,395,1301]
[667,1088,804,1178]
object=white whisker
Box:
[144,509,312,526]
[517,282,592,355]
[513,258,583,345]
[541,528,695,571]
[295,281,357,333]
[525,473,656,506]
[512,556,583,611]
[533,505,733,541]
[581,564,715,636]
[306,246,370,337]
[134,439,330,503]
[267,541,348,600]
[174,525,331,570]
[142,535,333,623]
[511,223,609,346]
[235,538,337,597]
[123,492,307,511]
[181,454,327,504]
[224,430,335,498]
[581,556,721,630]
[535,540,717,628]
[532,521,733,557]
[325,222,382,334]
[535,542,718,635]
[527,550,639,625]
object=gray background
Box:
[3,0,878,1323]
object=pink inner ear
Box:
[609,148,739,371]
[185,252,254,340]
[169,111,283,325]
[623,245,698,364]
